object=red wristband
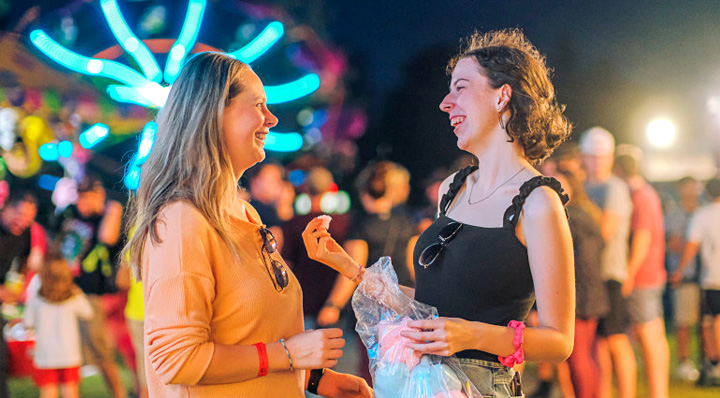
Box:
[254,342,269,377]
[498,320,526,367]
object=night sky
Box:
[321,0,720,186]
[2,0,720,193]
[326,0,720,135]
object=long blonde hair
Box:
[123,53,249,276]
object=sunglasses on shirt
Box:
[259,227,289,291]
[418,221,463,268]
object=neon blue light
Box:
[30,30,151,88]
[124,164,141,190]
[227,21,284,63]
[100,0,162,82]
[107,85,154,107]
[265,131,303,152]
[136,121,157,164]
[38,174,61,191]
[265,74,321,104]
[58,141,74,158]
[164,0,207,84]
[39,143,59,161]
[79,123,110,149]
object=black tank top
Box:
[413,165,569,362]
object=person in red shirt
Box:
[614,145,669,398]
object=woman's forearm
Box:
[399,285,415,299]
[470,321,572,363]
[199,342,293,385]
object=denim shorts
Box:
[457,358,524,398]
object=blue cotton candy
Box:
[373,362,410,398]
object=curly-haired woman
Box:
[304,29,575,397]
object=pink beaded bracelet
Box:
[498,320,526,367]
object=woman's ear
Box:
[496,84,513,111]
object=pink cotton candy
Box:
[316,214,332,230]
[377,317,423,369]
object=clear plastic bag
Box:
[352,257,483,398]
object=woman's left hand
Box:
[401,317,476,356]
[317,369,372,398]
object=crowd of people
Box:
[0,28,718,398]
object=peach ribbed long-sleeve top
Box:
[142,200,304,397]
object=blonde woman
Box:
[123,53,371,398]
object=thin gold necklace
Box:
[467,166,526,205]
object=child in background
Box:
[23,252,93,398]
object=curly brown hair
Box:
[447,28,572,163]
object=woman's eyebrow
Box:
[450,78,469,89]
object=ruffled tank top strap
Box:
[503,175,570,227]
[439,165,479,216]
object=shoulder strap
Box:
[439,165,478,216]
[503,176,570,227]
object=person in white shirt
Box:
[671,177,720,383]
[23,252,93,398]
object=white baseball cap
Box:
[579,126,615,155]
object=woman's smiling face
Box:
[222,68,278,177]
[439,57,504,153]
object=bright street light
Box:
[647,119,676,148]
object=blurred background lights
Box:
[238,23,256,40]
[297,108,314,126]
[87,59,103,74]
[78,123,110,149]
[288,169,306,186]
[647,119,676,148]
[39,143,59,161]
[136,121,157,164]
[38,174,60,191]
[319,192,338,213]
[124,165,141,191]
[318,191,350,214]
[58,141,74,158]
[334,191,351,214]
[304,127,322,145]
[294,193,311,215]
[707,96,720,124]
[265,131,303,152]
[170,44,186,60]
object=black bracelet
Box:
[307,368,325,394]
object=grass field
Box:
[8,332,720,397]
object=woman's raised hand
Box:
[285,328,345,369]
[302,217,358,278]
